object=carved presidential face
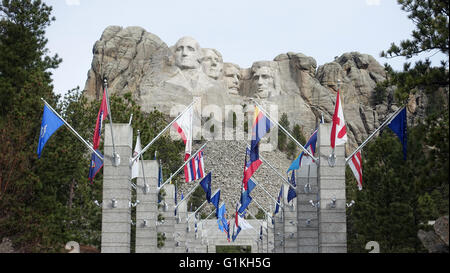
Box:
[174,37,201,70]
[252,66,274,98]
[201,49,223,80]
[223,64,241,95]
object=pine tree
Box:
[278,113,289,151]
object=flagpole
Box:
[251,176,283,209]
[157,142,208,191]
[41,98,103,161]
[103,78,119,166]
[130,101,196,166]
[245,143,295,189]
[250,197,273,220]
[251,99,318,162]
[174,182,201,209]
[345,105,406,163]
[187,199,208,222]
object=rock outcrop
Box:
[418,216,449,253]
[82,26,416,212]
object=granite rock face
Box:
[82,26,417,212]
[418,216,449,253]
[83,26,401,153]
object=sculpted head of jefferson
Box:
[201,48,223,80]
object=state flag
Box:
[88,150,104,183]
[130,133,142,179]
[330,89,347,148]
[93,88,109,150]
[348,150,363,190]
[37,104,64,158]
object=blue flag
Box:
[211,190,221,217]
[217,203,226,231]
[199,172,212,202]
[37,104,64,158]
[158,162,162,188]
[287,127,318,173]
[247,178,256,194]
[232,226,241,242]
[274,185,283,215]
[388,107,407,160]
[88,150,104,183]
[238,191,252,214]
[287,170,297,203]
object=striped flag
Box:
[184,150,205,182]
[348,150,363,190]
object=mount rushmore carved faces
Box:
[174,36,202,70]
[201,48,223,80]
[223,63,241,95]
[252,66,275,99]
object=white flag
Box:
[331,89,348,148]
[172,106,193,157]
[237,215,253,230]
[131,133,142,179]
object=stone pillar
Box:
[101,123,133,253]
[297,163,319,253]
[267,217,274,253]
[273,206,284,253]
[135,160,158,253]
[186,213,199,253]
[318,123,347,253]
[283,184,298,252]
[157,184,176,253]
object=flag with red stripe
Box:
[184,150,205,182]
[92,88,109,150]
[330,89,347,149]
[348,150,363,190]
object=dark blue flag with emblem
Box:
[287,170,297,203]
[199,172,212,202]
[37,104,64,158]
[88,150,104,183]
[274,184,283,215]
[388,107,407,160]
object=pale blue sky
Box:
[43,0,447,96]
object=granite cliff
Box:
[82,26,421,214]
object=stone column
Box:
[186,213,199,253]
[135,160,158,253]
[297,163,319,253]
[156,184,176,253]
[101,123,133,253]
[273,205,284,253]
[267,217,274,253]
[317,123,347,253]
[283,184,298,252]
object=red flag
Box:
[348,150,363,190]
[330,89,347,149]
[93,88,108,150]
